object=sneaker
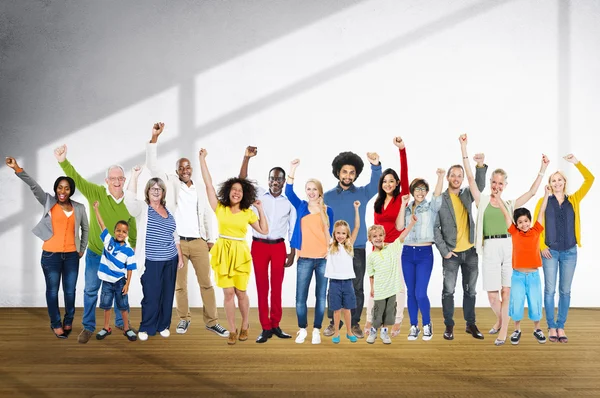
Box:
[380,327,392,344]
[510,330,522,345]
[176,320,190,334]
[78,329,93,344]
[138,331,149,341]
[96,328,111,340]
[407,325,420,341]
[159,328,170,338]
[124,329,137,341]
[366,328,377,344]
[351,324,364,339]
[311,328,321,344]
[533,329,547,344]
[206,323,229,338]
[323,323,335,337]
[295,328,307,344]
[422,324,433,341]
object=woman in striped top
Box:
[125,167,184,341]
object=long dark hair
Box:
[218,177,258,210]
[374,168,400,214]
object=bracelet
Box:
[288,176,295,180]
[538,172,544,177]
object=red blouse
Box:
[373,147,409,242]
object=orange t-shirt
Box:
[298,213,328,259]
[42,204,77,253]
[509,222,543,269]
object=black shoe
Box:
[256,329,273,343]
[51,326,67,339]
[63,325,73,337]
[465,324,484,340]
[443,325,454,340]
[271,327,292,339]
[510,330,522,345]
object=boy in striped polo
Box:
[366,214,417,344]
[93,201,137,341]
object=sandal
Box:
[494,338,505,346]
[548,328,558,343]
[51,326,67,339]
[96,328,112,340]
[557,329,568,343]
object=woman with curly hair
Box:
[198,149,269,345]
[286,159,334,345]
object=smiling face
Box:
[113,222,129,243]
[55,179,71,204]
[229,182,244,205]
[412,185,428,204]
[305,181,320,201]
[268,169,285,196]
[105,166,125,198]
[148,183,164,203]
[549,172,566,195]
[516,214,532,233]
[447,166,464,191]
[338,165,356,188]
[381,173,398,196]
[368,228,386,249]
[334,225,349,244]
[490,171,507,196]
[176,158,193,184]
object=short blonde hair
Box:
[490,168,508,183]
[367,224,385,240]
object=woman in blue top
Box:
[285,159,334,345]
[398,169,444,341]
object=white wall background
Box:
[1,0,599,308]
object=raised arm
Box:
[146,122,164,177]
[393,137,410,195]
[364,152,382,198]
[495,193,513,229]
[6,157,48,206]
[54,144,102,199]
[285,159,302,208]
[92,201,106,231]
[514,154,550,208]
[398,213,418,242]
[238,146,257,179]
[124,166,144,218]
[198,149,218,212]
[350,200,361,244]
[433,168,445,197]
[250,200,269,235]
[537,185,551,224]
[473,153,487,192]
[460,134,481,206]
[566,154,595,201]
[395,194,410,231]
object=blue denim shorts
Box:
[328,279,356,311]
[99,278,129,312]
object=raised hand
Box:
[544,185,552,197]
[245,146,257,158]
[131,165,142,178]
[253,199,263,209]
[563,154,579,164]
[93,201,100,211]
[473,153,485,165]
[5,157,19,170]
[541,154,550,168]
[436,168,445,177]
[401,194,410,205]
[459,134,468,146]
[290,159,300,169]
[353,200,361,209]
[199,148,208,159]
[366,152,379,165]
[152,122,165,138]
[393,137,405,150]
[54,144,67,162]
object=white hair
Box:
[105,164,125,178]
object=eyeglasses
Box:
[269,177,285,182]
[413,187,427,192]
[150,187,163,193]
[108,177,126,182]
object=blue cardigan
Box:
[285,183,334,251]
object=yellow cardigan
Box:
[533,162,594,250]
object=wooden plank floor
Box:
[0,307,599,397]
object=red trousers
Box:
[251,240,287,330]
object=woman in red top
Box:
[365,137,409,337]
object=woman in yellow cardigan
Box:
[533,154,594,343]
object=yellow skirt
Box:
[210,238,252,290]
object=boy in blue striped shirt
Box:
[93,201,137,341]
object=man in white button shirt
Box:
[239,146,297,343]
[145,123,228,337]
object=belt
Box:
[252,237,285,244]
[219,234,245,241]
[179,236,201,242]
[484,234,510,240]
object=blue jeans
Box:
[402,245,434,326]
[542,245,577,329]
[40,251,80,329]
[99,278,130,312]
[82,249,124,332]
[509,270,542,322]
[296,257,327,329]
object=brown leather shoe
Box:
[443,325,454,340]
[465,323,484,340]
[78,329,93,344]
[227,329,238,345]
[239,328,249,341]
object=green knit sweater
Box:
[59,159,137,254]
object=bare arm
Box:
[122,269,133,295]
[496,194,513,229]
[460,134,481,205]
[514,154,550,208]
[537,186,551,224]
[250,201,269,235]
[369,276,374,298]
[433,168,445,196]
[318,198,331,242]
[395,194,410,231]
[238,146,257,179]
[92,201,106,231]
[398,214,417,242]
[198,149,218,212]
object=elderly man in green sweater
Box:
[54,144,137,343]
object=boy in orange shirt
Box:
[497,186,551,345]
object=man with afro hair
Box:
[323,151,382,338]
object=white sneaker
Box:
[138,331,148,341]
[407,325,420,341]
[159,328,170,338]
[380,327,392,344]
[312,328,321,344]
[176,320,190,334]
[422,324,433,341]
[366,327,377,344]
[295,328,307,344]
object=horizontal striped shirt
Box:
[366,239,403,300]
[145,205,177,261]
[98,229,137,283]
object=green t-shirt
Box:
[483,204,508,236]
